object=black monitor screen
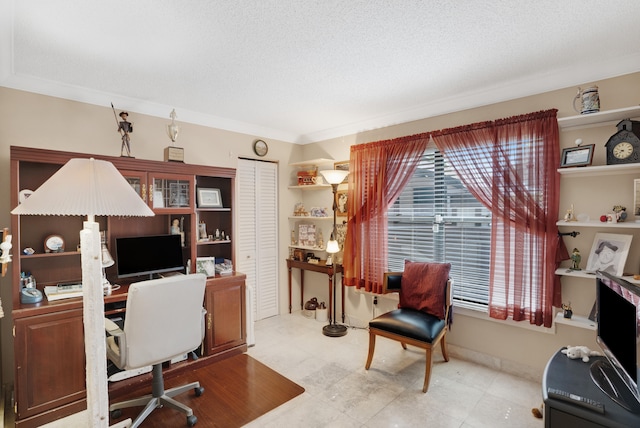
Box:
[115,234,184,279]
[595,272,640,407]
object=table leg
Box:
[341,273,345,323]
[288,265,292,313]
[300,270,305,310]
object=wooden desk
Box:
[286,259,344,323]
[12,273,246,428]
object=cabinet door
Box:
[120,169,148,204]
[149,173,194,213]
[204,276,246,355]
[14,309,86,420]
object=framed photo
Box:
[197,188,222,208]
[560,144,595,168]
[585,233,633,276]
[335,190,348,217]
[169,182,189,207]
[298,224,316,247]
[634,179,640,216]
[195,257,217,277]
[334,160,349,183]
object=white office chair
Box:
[105,273,207,428]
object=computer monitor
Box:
[115,234,184,280]
[592,272,640,412]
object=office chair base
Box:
[110,378,204,428]
[323,322,348,337]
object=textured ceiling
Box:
[2,1,640,143]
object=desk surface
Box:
[12,272,246,320]
[543,348,640,427]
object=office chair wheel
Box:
[110,409,122,419]
[194,386,204,397]
[187,415,197,426]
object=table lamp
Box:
[319,168,349,337]
[12,157,154,427]
[101,231,115,295]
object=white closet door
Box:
[237,159,279,331]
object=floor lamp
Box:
[12,158,154,428]
[319,169,349,337]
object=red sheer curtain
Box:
[342,134,428,293]
[432,109,563,327]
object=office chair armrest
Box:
[200,308,207,340]
[105,317,126,368]
[105,317,123,336]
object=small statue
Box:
[564,204,576,222]
[570,248,581,270]
[111,103,133,157]
[562,303,573,319]
[118,112,133,157]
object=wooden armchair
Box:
[365,262,452,392]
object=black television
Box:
[592,271,640,412]
[115,234,184,280]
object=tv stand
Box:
[543,348,640,427]
[590,359,640,413]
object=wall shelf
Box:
[287,184,331,190]
[558,163,640,177]
[558,105,640,130]
[288,216,332,221]
[554,312,596,330]
[288,158,335,167]
[554,268,640,285]
[556,220,640,229]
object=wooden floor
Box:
[108,353,305,428]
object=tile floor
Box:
[244,313,544,428]
[42,312,544,427]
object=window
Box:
[387,149,492,309]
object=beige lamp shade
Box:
[319,169,349,185]
[11,158,154,218]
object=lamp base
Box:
[322,323,348,337]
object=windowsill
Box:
[453,305,556,335]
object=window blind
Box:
[387,149,492,308]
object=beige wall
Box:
[1,71,639,386]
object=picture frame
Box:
[197,188,222,208]
[585,233,633,276]
[334,160,349,183]
[634,179,640,216]
[335,190,348,217]
[559,144,595,168]
[195,257,217,277]
[297,223,316,247]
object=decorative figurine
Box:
[563,204,576,222]
[167,109,180,143]
[570,248,581,270]
[562,302,573,319]
[112,103,133,157]
[170,218,185,246]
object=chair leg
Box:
[400,342,407,350]
[365,331,376,369]
[440,334,449,362]
[423,347,433,393]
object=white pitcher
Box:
[573,86,600,114]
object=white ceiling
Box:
[2,1,640,144]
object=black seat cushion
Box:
[369,308,445,343]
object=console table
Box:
[543,348,640,427]
[286,259,344,323]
